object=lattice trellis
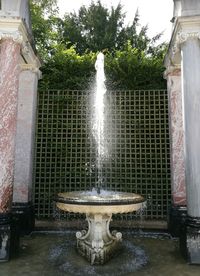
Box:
[34,90,171,219]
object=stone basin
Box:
[56,190,145,214]
[55,190,146,265]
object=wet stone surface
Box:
[48,238,147,275]
[0,231,200,276]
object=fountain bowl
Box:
[55,190,146,265]
[56,190,145,214]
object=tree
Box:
[40,46,96,90]
[30,0,59,59]
[106,41,167,90]
[30,0,167,90]
[56,1,125,54]
[60,2,163,55]
[30,0,58,14]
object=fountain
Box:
[55,53,145,265]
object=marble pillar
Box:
[164,1,200,263]
[180,35,200,264]
[166,68,187,237]
[12,67,40,235]
[182,37,200,218]
[0,38,21,261]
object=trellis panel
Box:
[34,89,171,220]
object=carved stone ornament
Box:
[76,213,122,265]
[20,64,42,78]
[164,65,181,78]
[55,191,145,265]
[0,30,23,44]
[172,30,200,55]
[21,41,30,55]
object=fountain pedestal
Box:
[56,191,145,265]
[76,213,122,264]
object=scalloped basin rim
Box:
[55,190,145,208]
[56,201,145,214]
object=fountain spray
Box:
[93,52,107,193]
[55,52,146,266]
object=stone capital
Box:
[0,18,41,69]
[173,30,200,55]
[20,41,41,71]
[164,65,181,79]
[0,30,23,44]
[165,16,200,70]
[20,64,42,79]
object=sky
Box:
[57,0,174,42]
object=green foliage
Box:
[30,0,167,90]
[40,46,96,90]
[31,0,58,14]
[105,41,167,90]
[61,1,125,53]
[30,0,59,59]
[39,43,166,90]
[60,2,163,55]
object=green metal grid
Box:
[34,89,171,219]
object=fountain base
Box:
[55,191,145,265]
[76,213,122,265]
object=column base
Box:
[0,213,20,262]
[180,216,200,264]
[168,205,187,237]
[12,202,35,235]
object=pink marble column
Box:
[167,68,186,205]
[0,38,21,214]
